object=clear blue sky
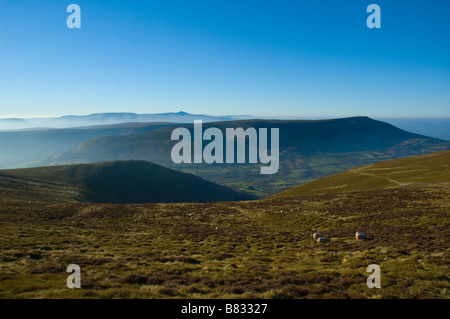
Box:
[0,0,449,118]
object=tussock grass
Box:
[1,184,449,298]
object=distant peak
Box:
[347,116,372,120]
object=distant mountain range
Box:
[1,113,449,196]
[0,160,252,203]
[2,112,449,141]
[0,111,254,130]
[28,116,450,196]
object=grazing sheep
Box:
[355,232,367,240]
[313,232,323,240]
[317,237,330,243]
[215,226,223,231]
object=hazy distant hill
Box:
[0,161,252,203]
[0,111,253,130]
[273,150,450,198]
[0,122,176,169]
[37,117,450,196]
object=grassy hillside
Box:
[39,117,450,196]
[0,150,448,298]
[0,161,252,203]
[0,184,448,299]
[273,150,450,198]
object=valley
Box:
[3,116,447,196]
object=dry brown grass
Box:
[0,185,449,298]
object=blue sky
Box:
[0,0,449,118]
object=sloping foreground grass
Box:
[0,184,448,298]
[273,150,450,198]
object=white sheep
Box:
[355,232,367,240]
[313,232,323,240]
[317,237,330,243]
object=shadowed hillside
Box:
[0,161,252,203]
[38,117,450,196]
[273,150,450,198]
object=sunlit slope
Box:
[273,150,450,198]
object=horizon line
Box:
[1,112,450,120]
